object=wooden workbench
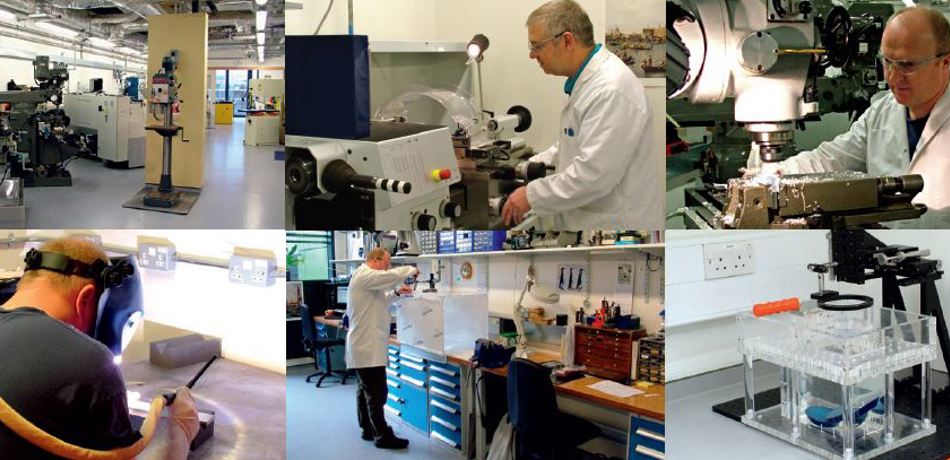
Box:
[315,315,663,420]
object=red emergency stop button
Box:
[430,169,452,181]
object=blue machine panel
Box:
[285,35,370,139]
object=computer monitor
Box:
[336,286,348,306]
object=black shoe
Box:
[361,430,374,441]
[374,432,409,449]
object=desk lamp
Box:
[514,263,559,358]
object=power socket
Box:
[229,251,276,287]
[703,241,754,280]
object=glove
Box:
[167,387,199,442]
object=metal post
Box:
[159,103,173,192]
[477,60,486,123]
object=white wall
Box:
[665,230,829,381]
[396,250,664,345]
[25,230,287,374]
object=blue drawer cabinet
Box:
[384,345,403,418]
[398,359,428,384]
[385,346,465,451]
[629,416,665,460]
[385,377,403,416]
[429,395,462,448]
[427,360,462,450]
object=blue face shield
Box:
[94,256,143,358]
[23,249,142,357]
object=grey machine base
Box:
[123,185,201,215]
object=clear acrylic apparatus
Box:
[737,301,937,460]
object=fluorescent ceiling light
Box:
[256,10,267,30]
[257,45,264,58]
[255,0,268,5]
[256,32,265,45]
[117,46,140,55]
[88,37,115,49]
[36,21,79,38]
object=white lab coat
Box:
[344,263,416,369]
[526,47,663,230]
[782,81,950,229]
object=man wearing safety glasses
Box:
[501,0,662,230]
[773,6,950,228]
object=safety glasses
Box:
[879,53,947,74]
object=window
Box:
[228,69,251,117]
[286,232,333,281]
[214,70,227,102]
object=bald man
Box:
[346,248,418,449]
[774,6,950,228]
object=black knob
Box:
[442,202,462,218]
[799,1,812,15]
[416,214,437,230]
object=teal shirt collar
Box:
[564,43,602,95]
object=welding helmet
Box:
[23,248,143,356]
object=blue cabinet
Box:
[427,360,462,449]
[383,345,464,451]
[401,380,429,432]
[629,415,665,460]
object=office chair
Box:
[300,303,348,387]
[507,358,600,460]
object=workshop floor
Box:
[23,121,284,229]
[286,364,461,460]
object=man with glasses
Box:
[501,0,662,229]
[772,6,950,228]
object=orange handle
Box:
[753,298,800,317]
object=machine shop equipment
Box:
[286,121,462,230]
[665,1,925,229]
[64,94,146,169]
[285,33,547,230]
[667,0,891,183]
[0,56,89,187]
[668,0,889,165]
[380,88,543,229]
[696,171,927,229]
[143,51,184,208]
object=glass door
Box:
[227,70,251,118]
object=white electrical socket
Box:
[703,241,754,280]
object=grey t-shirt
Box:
[0,307,140,458]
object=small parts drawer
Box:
[629,415,665,460]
